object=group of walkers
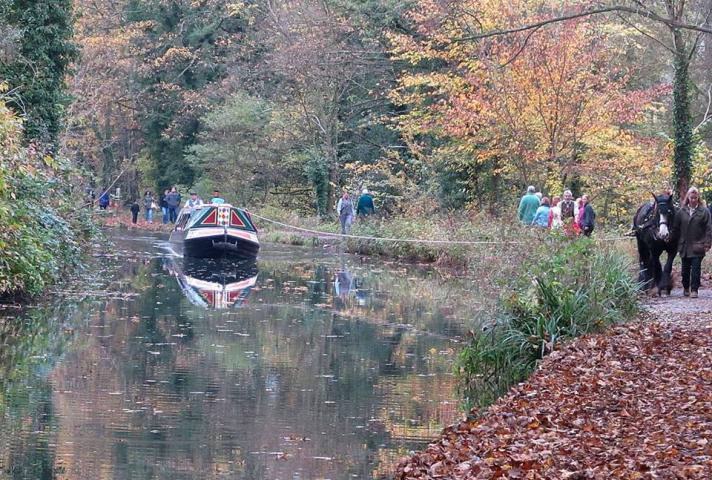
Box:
[518,186,596,236]
[132,187,181,225]
[129,188,227,225]
[337,188,376,234]
[518,184,712,298]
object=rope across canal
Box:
[249,212,633,246]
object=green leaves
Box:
[0,101,91,299]
[0,0,77,145]
[456,238,639,411]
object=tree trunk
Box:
[672,30,693,200]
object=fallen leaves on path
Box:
[99,212,172,232]
[395,317,712,479]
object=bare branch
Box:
[500,26,542,67]
[614,13,675,54]
[687,3,712,62]
[694,84,712,132]
[456,6,712,43]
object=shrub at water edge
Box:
[0,100,95,299]
[456,238,639,411]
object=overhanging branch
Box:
[455,6,712,43]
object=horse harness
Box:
[632,202,670,239]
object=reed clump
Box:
[456,237,639,411]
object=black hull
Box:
[170,231,259,259]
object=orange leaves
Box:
[396,318,712,479]
[390,0,669,211]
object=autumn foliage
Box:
[389,0,670,215]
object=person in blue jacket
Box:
[356,188,375,216]
[531,197,551,228]
[98,190,110,210]
[518,186,540,224]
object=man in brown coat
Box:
[674,187,712,297]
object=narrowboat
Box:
[170,204,260,259]
[164,256,258,309]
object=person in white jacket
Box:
[549,196,562,229]
[184,192,204,210]
[336,191,355,234]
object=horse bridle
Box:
[633,199,672,239]
[654,200,673,241]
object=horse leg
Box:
[653,249,664,296]
[636,236,652,290]
[661,247,676,295]
[644,255,658,295]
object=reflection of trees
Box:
[3,245,484,479]
[3,385,58,480]
[257,258,489,336]
[0,302,88,480]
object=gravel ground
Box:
[643,288,712,330]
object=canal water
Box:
[0,231,489,479]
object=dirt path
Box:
[643,288,712,330]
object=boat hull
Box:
[170,204,260,259]
[170,227,260,259]
[163,256,258,308]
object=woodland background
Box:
[61,0,712,219]
[1,1,712,290]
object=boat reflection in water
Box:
[164,256,258,309]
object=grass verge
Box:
[456,237,640,411]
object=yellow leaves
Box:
[153,47,196,70]
[691,142,712,194]
[226,1,254,21]
[389,0,669,218]
[42,155,57,169]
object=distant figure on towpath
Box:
[580,195,596,237]
[130,201,140,224]
[532,197,550,228]
[337,191,354,234]
[357,188,375,216]
[98,190,110,210]
[518,185,540,224]
[161,189,170,224]
[560,190,576,235]
[143,191,154,224]
[166,187,181,223]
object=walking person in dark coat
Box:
[580,195,596,236]
[98,190,110,210]
[166,187,180,223]
[357,188,375,216]
[673,186,712,298]
[130,201,140,224]
[161,189,170,224]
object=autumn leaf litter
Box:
[395,294,712,479]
